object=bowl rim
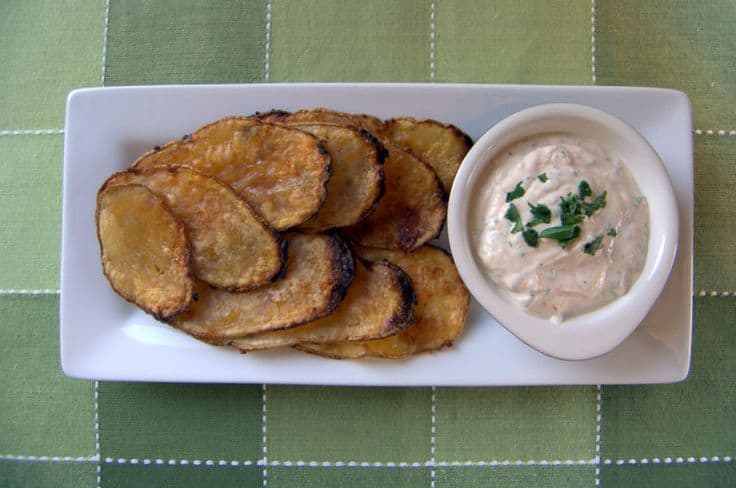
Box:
[447,102,679,360]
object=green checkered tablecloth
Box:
[1,1,734,487]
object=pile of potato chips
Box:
[96,109,472,359]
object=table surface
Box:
[1,1,734,487]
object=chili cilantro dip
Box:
[473,133,649,323]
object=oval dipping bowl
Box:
[447,103,679,361]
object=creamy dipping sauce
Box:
[473,133,649,323]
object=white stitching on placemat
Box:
[0,289,60,295]
[1,454,99,463]
[104,457,255,466]
[591,0,596,83]
[604,456,734,465]
[694,129,736,135]
[595,385,602,486]
[0,129,64,136]
[262,384,268,486]
[100,0,111,85]
[430,386,437,487]
[264,2,272,81]
[430,2,436,81]
[695,291,734,297]
[94,381,101,488]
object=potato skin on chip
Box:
[296,245,469,359]
[285,124,386,231]
[229,258,415,351]
[168,233,354,342]
[96,184,193,320]
[341,145,446,252]
[381,117,473,192]
[257,109,386,136]
[102,166,286,291]
[133,117,331,230]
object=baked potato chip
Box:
[96,184,193,319]
[102,166,286,291]
[288,124,386,231]
[133,117,331,230]
[257,108,385,135]
[169,233,354,342]
[297,245,469,359]
[341,145,446,252]
[230,258,415,351]
[381,118,473,192]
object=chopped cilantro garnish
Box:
[607,228,617,237]
[537,173,548,183]
[522,228,539,247]
[578,180,592,198]
[559,193,584,225]
[540,224,581,241]
[527,202,551,227]
[504,203,524,233]
[506,182,525,202]
[583,190,607,216]
[584,234,605,255]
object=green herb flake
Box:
[578,180,592,198]
[559,193,584,225]
[583,190,607,216]
[527,202,551,227]
[506,181,525,202]
[584,234,605,255]
[540,224,580,241]
[607,228,617,237]
[522,228,539,247]
[504,203,524,234]
[537,173,548,183]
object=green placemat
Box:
[1,1,734,487]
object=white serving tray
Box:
[60,83,693,385]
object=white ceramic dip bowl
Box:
[448,103,679,360]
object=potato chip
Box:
[297,245,469,358]
[341,145,446,252]
[381,117,473,192]
[287,124,386,231]
[168,233,354,342]
[229,258,415,351]
[257,108,385,135]
[102,166,285,291]
[133,117,331,230]
[96,184,193,319]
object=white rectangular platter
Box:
[61,83,693,385]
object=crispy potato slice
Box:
[229,258,415,351]
[257,109,385,135]
[381,118,473,192]
[96,184,193,319]
[169,233,354,342]
[286,124,386,231]
[296,245,469,359]
[102,166,286,291]
[341,145,446,252]
[133,117,331,230]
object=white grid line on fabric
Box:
[94,381,101,488]
[100,0,111,85]
[695,290,734,297]
[0,289,60,295]
[429,2,436,81]
[262,384,268,486]
[590,0,596,83]
[0,129,64,136]
[694,129,736,135]
[595,385,602,486]
[430,386,437,488]
[264,2,272,81]
[4,455,733,467]
[1,455,99,463]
